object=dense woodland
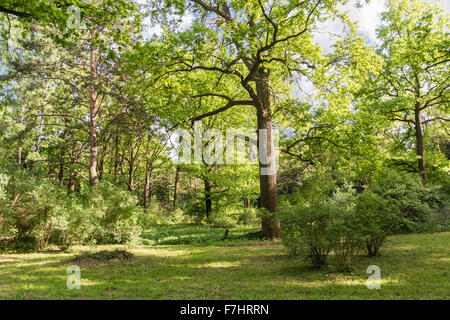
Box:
[0,0,448,272]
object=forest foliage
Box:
[0,0,448,260]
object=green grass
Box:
[0,230,449,299]
[141,224,260,245]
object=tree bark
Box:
[68,170,76,191]
[17,105,25,166]
[128,144,136,191]
[58,123,69,186]
[113,129,120,179]
[204,179,212,219]
[144,162,153,209]
[255,70,280,239]
[36,113,44,153]
[172,166,180,211]
[98,143,107,181]
[88,33,99,187]
[414,103,427,183]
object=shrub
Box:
[0,167,143,251]
[81,181,143,245]
[2,168,62,250]
[428,207,450,232]
[237,208,260,225]
[281,201,333,267]
[4,236,40,253]
[326,186,364,271]
[355,191,400,256]
[208,207,261,228]
[327,209,363,272]
[209,210,237,228]
[281,184,399,271]
[369,170,442,233]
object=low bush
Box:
[281,184,402,270]
[355,191,400,256]
[209,211,237,228]
[208,207,261,228]
[77,181,143,245]
[0,235,39,253]
[369,170,444,233]
[281,201,333,267]
[0,168,142,252]
[326,186,364,271]
[237,208,260,225]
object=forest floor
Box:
[0,228,449,299]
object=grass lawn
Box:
[0,229,449,299]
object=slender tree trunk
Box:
[173,166,180,211]
[255,71,280,239]
[118,152,125,176]
[68,145,77,191]
[58,122,69,186]
[88,33,99,187]
[414,103,427,183]
[98,142,107,180]
[17,145,22,166]
[144,162,153,209]
[128,144,135,191]
[114,130,120,179]
[204,179,212,219]
[36,113,44,153]
[17,105,25,166]
[68,170,76,191]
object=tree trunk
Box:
[172,166,180,211]
[58,123,69,186]
[36,113,44,153]
[204,179,212,219]
[128,144,136,191]
[414,103,427,183]
[98,143,107,180]
[68,145,77,191]
[17,145,22,166]
[17,105,25,166]
[114,130,120,179]
[144,162,153,209]
[88,34,99,187]
[68,170,76,191]
[255,70,280,239]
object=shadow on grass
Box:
[1,232,449,299]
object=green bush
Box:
[209,210,238,228]
[281,201,333,267]
[237,208,260,225]
[281,184,400,270]
[1,235,40,253]
[80,181,142,245]
[369,170,443,233]
[428,207,450,232]
[208,207,261,228]
[326,186,364,271]
[326,210,362,272]
[355,191,400,256]
[0,167,143,251]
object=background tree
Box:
[142,0,374,238]
[362,0,449,183]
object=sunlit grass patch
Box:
[0,232,448,299]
